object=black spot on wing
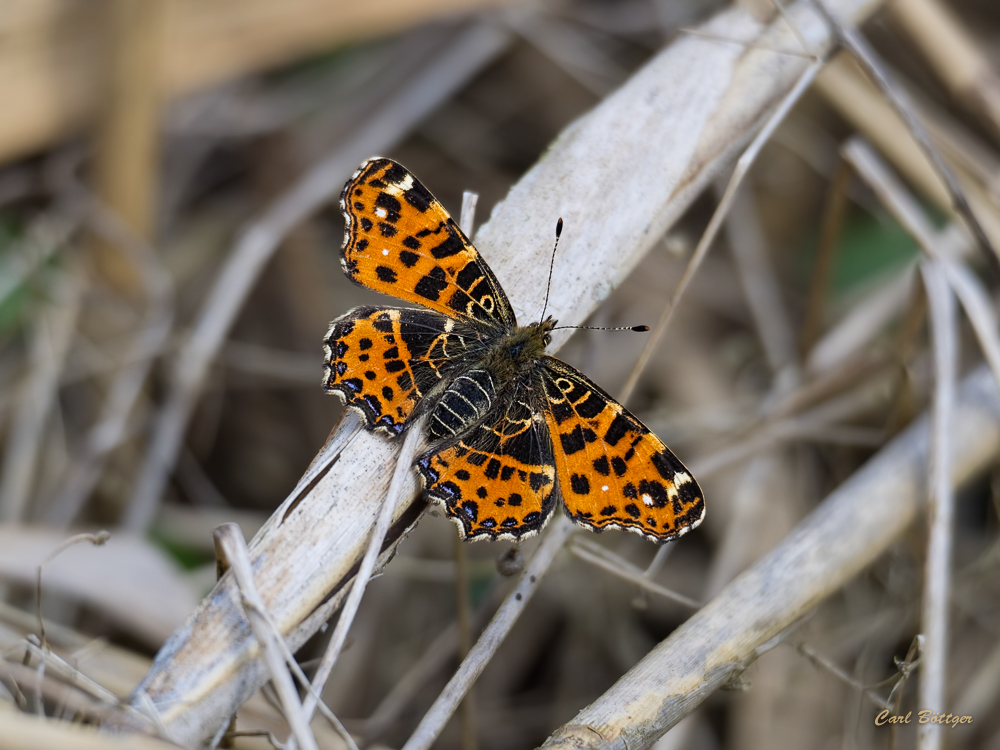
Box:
[576,392,606,419]
[375,266,397,283]
[399,250,419,267]
[374,192,401,221]
[604,414,632,446]
[404,182,434,212]
[559,425,598,455]
[431,228,465,259]
[414,266,447,301]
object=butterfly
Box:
[323,157,704,543]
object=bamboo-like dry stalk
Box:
[116,0,883,744]
[540,365,1000,749]
[91,0,165,294]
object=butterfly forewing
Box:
[340,158,516,329]
[324,306,473,435]
[540,358,704,543]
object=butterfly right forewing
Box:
[540,357,704,543]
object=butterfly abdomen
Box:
[429,369,496,440]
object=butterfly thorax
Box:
[427,317,555,441]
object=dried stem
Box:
[289,420,425,750]
[916,263,958,750]
[214,524,318,750]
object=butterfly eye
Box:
[509,342,525,358]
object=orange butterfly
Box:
[324,158,704,543]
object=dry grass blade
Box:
[916,263,957,750]
[541,366,1000,749]
[120,1,884,744]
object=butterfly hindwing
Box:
[416,390,557,541]
[324,306,472,435]
[540,358,704,543]
[340,158,516,329]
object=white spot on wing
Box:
[641,493,653,506]
[382,248,389,256]
[601,485,609,492]
[674,471,692,485]
[375,207,387,219]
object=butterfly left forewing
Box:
[540,358,704,543]
[416,392,557,541]
[340,158,516,328]
[324,306,472,435]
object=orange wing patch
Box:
[416,399,556,541]
[324,306,468,435]
[541,358,704,543]
[340,158,516,328]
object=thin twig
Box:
[916,262,957,750]
[360,581,504,744]
[35,532,110,651]
[288,420,425,750]
[619,58,822,405]
[675,28,815,59]
[568,537,700,608]
[790,641,888,708]
[214,525,319,750]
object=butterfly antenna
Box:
[539,218,563,321]
[551,325,650,332]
